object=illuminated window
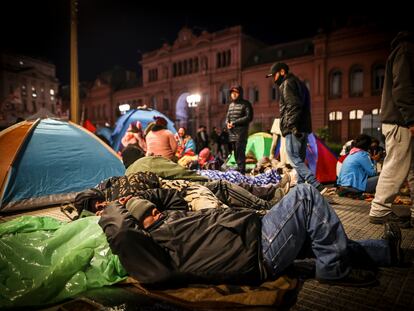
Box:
[349,110,364,120]
[329,111,343,121]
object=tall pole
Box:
[70,0,80,124]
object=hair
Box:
[353,134,372,151]
[121,145,145,168]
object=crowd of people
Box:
[6,31,410,305]
[78,31,412,292]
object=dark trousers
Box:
[230,140,247,174]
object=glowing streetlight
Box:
[119,104,130,114]
[186,94,201,107]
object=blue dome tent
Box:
[0,118,125,212]
[111,108,176,152]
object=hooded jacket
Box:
[226,86,254,142]
[99,204,267,288]
[380,32,414,127]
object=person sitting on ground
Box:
[98,183,403,289]
[198,147,215,169]
[120,121,147,152]
[337,134,378,194]
[175,127,196,159]
[145,116,177,161]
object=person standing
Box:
[266,62,326,193]
[369,32,414,228]
[195,125,209,154]
[226,85,253,174]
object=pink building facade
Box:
[84,25,393,143]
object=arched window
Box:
[329,70,342,98]
[328,111,343,142]
[329,111,343,120]
[216,52,221,68]
[270,85,279,101]
[372,64,385,95]
[248,87,255,103]
[372,108,381,115]
[349,109,364,120]
[150,96,157,109]
[350,66,364,97]
[348,109,364,140]
[254,87,259,103]
[219,84,229,105]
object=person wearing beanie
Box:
[146,116,177,160]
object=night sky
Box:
[1,1,411,85]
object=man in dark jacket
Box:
[99,184,402,289]
[226,85,253,174]
[266,63,325,193]
[369,32,414,228]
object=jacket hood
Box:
[229,85,244,99]
[391,31,414,50]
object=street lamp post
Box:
[70,0,80,124]
[186,94,201,135]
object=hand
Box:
[371,154,381,162]
[292,127,303,138]
[409,125,414,137]
[118,195,133,205]
[227,122,234,129]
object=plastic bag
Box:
[0,215,127,307]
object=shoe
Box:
[317,269,378,287]
[369,212,412,229]
[279,173,291,195]
[383,222,403,266]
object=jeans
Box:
[285,133,321,188]
[261,184,391,280]
[365,175,379,193]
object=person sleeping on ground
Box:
[97,184,403,289]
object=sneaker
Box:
[317,269,378,287]
[382,222,403,266]
[369,212,412,229]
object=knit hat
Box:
[126,197,157,224]
[153,116,167,127]
[74,188,105,215]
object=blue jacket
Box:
[337,150,376,191]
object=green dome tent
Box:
[227,132,272,170]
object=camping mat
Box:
[0,216,127,308]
